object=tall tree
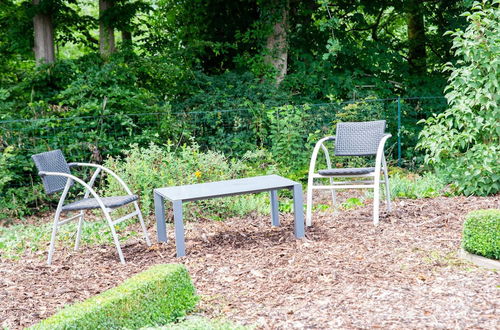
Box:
[406,0,427,75]
[264,0,289,85]
[32,0,55,64]
[99,0,115,57]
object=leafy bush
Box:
[418,1,500,196]
[172,71,291,156]
[388,171,450,199]
[0,53,188,220]
[462,209,500,260]
[363,170,450,201]
[268,104,311,178]
[103,142,269,220]
[30,264,198,329]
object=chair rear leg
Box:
[373,181,381,226]
[383,165,392,212]
[74,211,85,251]
[306,181,314,226]
[329,177,336,206]
[134,202,151,246]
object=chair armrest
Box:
[308,136,336,177]
[68,162,133,195]
[374,134,392,174]
[38,171,108,211]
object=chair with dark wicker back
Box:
[306,120,392,226]
[32,149,151,264]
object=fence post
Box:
[397,96,401,167]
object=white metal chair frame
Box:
[306,127,392,226]
[38,162,151,264]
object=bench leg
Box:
[173,200,186,257]
[154,192,167,243]
[270,190,280,226]
[292,184,305,238]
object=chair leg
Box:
[134,202,151,246]
[373,181,381,226]
[383,167,392,213]
[47,209,62,265]
[74,211,85,251]
[329,177,336,206]
[306,181,314,226]
[102,209,125,264]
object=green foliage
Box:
[462,209,500,260]
[340,197,363,210]
[418,1,500,196]
[103,142,269,220]
[30,264,199,329]
[0,53,189,220]
[268,104,311,178]
[172,71,290,156]
[387,171,450,199]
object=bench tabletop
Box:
[154,174,299,202]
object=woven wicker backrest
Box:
[334,120,386,156]
[32,149,73,194]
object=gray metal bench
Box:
[154,174,305,257]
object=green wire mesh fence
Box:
[0,96,447,191]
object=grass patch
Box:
[462,209,500,260]
[0,215,139,260]
[30,264,198,329]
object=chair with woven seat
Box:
[32,149,151,264]
[306,120,392,226]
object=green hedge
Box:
[462,209,500,260]
[31,264,198,329]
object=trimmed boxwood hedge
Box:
[462,209,500,260]
[30,264,198,329]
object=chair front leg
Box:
[373,175,381,226]
[373,134,391,225]
[48,206,62,265]
[306,137,334,226]
[48,178,73,265]
[101,208,125,264]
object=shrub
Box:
[268,104,311,178]
[30,264,198,329]
[418,1,500,196]
[388,171,450,199]
[103,142,269,220]
[462,209,500,260]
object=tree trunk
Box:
[406,0,427,76]
[264,0,289,85]
[99,0,115,57]
[32,0,55,64]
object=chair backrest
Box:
[32,149,73,194]
[334,120,386,156]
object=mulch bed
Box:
[1,194,499,329]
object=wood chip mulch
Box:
[1,194,499,329]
